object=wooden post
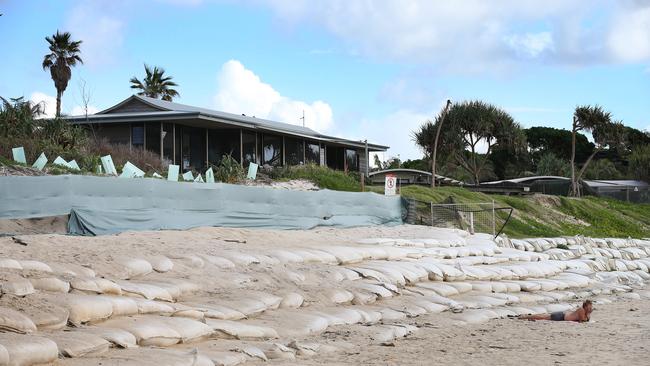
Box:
[160,122,163,162]
[172,124,176,165]
[240,129,243,167]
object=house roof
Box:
[66,95,389,151]
[368,169,465,185]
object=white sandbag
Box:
[408,299,448,313]
[327,289,355,304]
[99,317,182,347]
[352,283,393,299]
[0,334,58,366]
[169,254,205,268]
[451,309,499,324]
[314,307,363,325]
[0,259,21,270]
[389,303,427,317]
[17,260,52,273]
[321,247,365,264]
[149,255,174,272]
[347,267,391,283]
[184,302,245,320]
[133,299,175,315]
[70,277,102,293]
[302,249,339,264]
[100,296,139,317]
[269,250,304,263]
[221,252,259,266]
[50,262,96,277]
[0,295,68,330]
[207,319,278,340]
[203,351,248,366]
[30,277,70,293]
[351,290,377,305]
[261,343,296,361]
[354,307,383,324]
[0,345,6,366]
[58,294,114,325]
[51,331,110,358]
[280,293,304,308]
[80,326,138,348]
[0,307,37,333]
[445,281,473,294]
[376,307,408,320]
[157,316,213,343]
[220,298,268,316]
[1,280,34,297]
[171,303,205,321]
[95,278,123,295]
[416,282,460,297]
[117,281,173,302]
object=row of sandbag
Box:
[0,288,304,333]
[499,236,650,253]
[344,258,573,288]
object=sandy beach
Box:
[0,225,648,366]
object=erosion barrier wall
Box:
[0,175,404,235]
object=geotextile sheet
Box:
[0,175,403,235]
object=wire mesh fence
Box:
[405,199,513,237]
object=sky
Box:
[0,0,649,160]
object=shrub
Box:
[536,152,570,177]
[213,154,244,183]
[86,139,168,174]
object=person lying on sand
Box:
[519,300,592,322]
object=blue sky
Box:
[0,0,649,159]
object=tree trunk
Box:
[55,89,62,118]
[570,117,578,197]
[431,100,452,188]
[576,148,600,183]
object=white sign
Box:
[385,174,397,196]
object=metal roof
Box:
[66,95,389,151]
[368,169,465,185]
[482,176,570,185]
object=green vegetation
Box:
[392,185,650,239]
[265,164,362,192]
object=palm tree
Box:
[569,105,613,197]
[130,64,180,101]
[42,31,83,117]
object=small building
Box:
[66,95,388,173]
[368,169,464,186]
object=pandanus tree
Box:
[413,100,452,188]
[42,31,83,117]
[130,64,180,101]
[569,105,625,196]
[415,100,526,185]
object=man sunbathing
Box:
[519,300,592,322]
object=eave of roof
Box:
[66,96,389,151]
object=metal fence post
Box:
[492,200,496,236]
[430,202,434,227]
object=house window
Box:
[242,131,256,167]
[346,149,359,171]
[262,134,283,166]
[208,129,240,166]
[305,141,320,164]
[285,138,304,166]
[132,123,144,148]
[146,123,161,155]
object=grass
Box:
[393,185,650,239]
[266,164,362,192]
[265,168,650,239]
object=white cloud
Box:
[253,0,650,68]
[70,105,100,116]
[255,0,584,70]
[30,92,57,118]
[607,6,650,62]
[504,32,554,58]
[30,91,99,118]
[64,1,126,67]
[213,60,333,132]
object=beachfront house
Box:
[65,95,388,174]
